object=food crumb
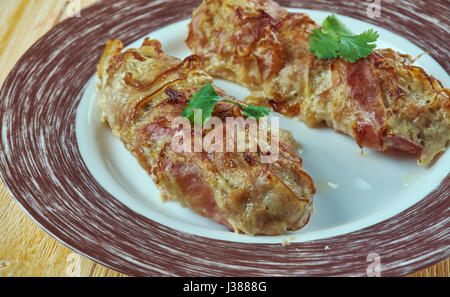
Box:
[282,236,297,246]
[316,180,339,195]
[328,182,339,190]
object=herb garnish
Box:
[309,15,379,63]
[181,83,270,125]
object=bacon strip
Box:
[97,38,315,235]
[187,0,450,165]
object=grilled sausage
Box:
[186,0,450,165]
[97,38,315,235]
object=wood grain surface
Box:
[0,0,447,277]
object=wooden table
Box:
[0,0,448,277]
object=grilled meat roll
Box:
[187,0,450,165]
[97,38,315,235]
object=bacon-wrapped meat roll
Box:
[97,38,315,235]
[187,0,450,165]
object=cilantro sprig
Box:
[181,83,270,125]
[309,15,379,63]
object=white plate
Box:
[76,9,450,244]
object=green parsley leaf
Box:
[242,104,271,119]
[322,14,353,36]
[338,29,378,63]
[180,83,270,125]
[309,28,341,60]
[309,15,379,63]
[180,83,223,125]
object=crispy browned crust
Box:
[97,38,315,235]
[187,0,450,165]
